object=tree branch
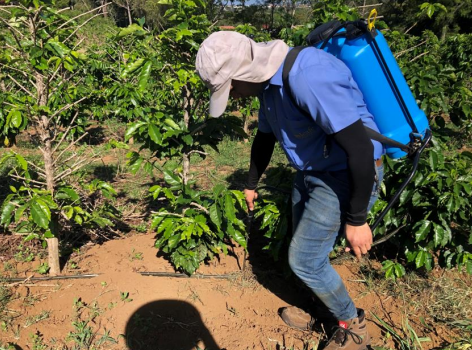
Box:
[6,74,35,98]
[188,150,208,157]
[55,3,110,32]
[64,12,103,43]
[150,211,185,218]
[10,174,47,186]
[26,161,46,177]
[48,96,88,121]
[53,131,88,165]
[190,202,210,214]
[395,40,427,58]
[52,110,79,143]
[410,51,429,62]
[54,157,91,181]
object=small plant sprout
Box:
[120,291,133,302]
[36,263,50,275]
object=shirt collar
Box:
[268,61,284,87]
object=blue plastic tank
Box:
[314,28,429,159]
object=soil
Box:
[0,232,465,350]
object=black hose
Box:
[3,274,99,283]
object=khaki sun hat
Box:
[195,31,289,118]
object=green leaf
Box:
[15,203,28,223]
[138,60,152,91]
[46,41,71,58]
[433,223,446,247]
[9,110,22,128]
[209,204,222,229]
[118,24,145,38]
[394,263,406,278]
[415,250,426,269]
[429,151,438,171]
[162,169,181,188]
[467,260,472,275]
[224,193,236,221]
[148,124,161,144]
[15,154,28,171]
[121,58,145,79]
[414,220,432,242]
[125,122,146,141]
[1,201,16,226]
[56,188,80,201]
[168,233,181,249]
[30,198,51,229]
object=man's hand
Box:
[244,189,258,211]
[345,223,373,260]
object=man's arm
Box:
[332,119,375,259]
[244,130,277,210]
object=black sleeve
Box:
[332,119,375,226]
[245,130,277,190]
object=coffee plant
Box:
[0,0,118,274]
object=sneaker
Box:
[279,306,316,331]
[323,309,370,350]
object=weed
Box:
[14,244,35,262]
[69,261,79,269]
[95,329,118,346]
[129,248,143,261]
[131,222,148,233]
[3,262,17,275]
[101,281,107,287]
[24,294,41,306]
[107,301,117,310]
[0,285,13,328]
[120,291,133,302]
[372,312,431,350]
[0,342,17,350]
[30,332,48,350]
[24,310,50,328]
[36,262,49,275]
[67,320,94,349]
[73,297,86,312]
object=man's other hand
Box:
[345,223,373,260]
[244,189,258,211]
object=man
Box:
[196,31,384,350]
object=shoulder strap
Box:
[281,46,411,154]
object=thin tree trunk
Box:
[101,0,108,17]
[182,87,192,185]
[126,0,132,25]
[36,72,61,276]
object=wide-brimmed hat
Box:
[196,31,289,117]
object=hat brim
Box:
[209,79,231,118]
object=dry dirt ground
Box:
[0,232,468,350]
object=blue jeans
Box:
[288,163,384,321]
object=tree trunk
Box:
[126,0,132,25]
[101,0,108,17]
[182,87,192,185]
[36,72,61,276]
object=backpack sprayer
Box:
[244,11,432,266]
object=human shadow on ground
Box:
[124,299,223,350]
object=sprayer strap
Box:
[282,46,411,153]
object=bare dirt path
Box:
[0,232,463,349]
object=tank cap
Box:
[306,20,342,46]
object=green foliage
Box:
[0,152,118,242]
[151,174,247,275]
[253,196,290,262]
[370,141,472,274]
